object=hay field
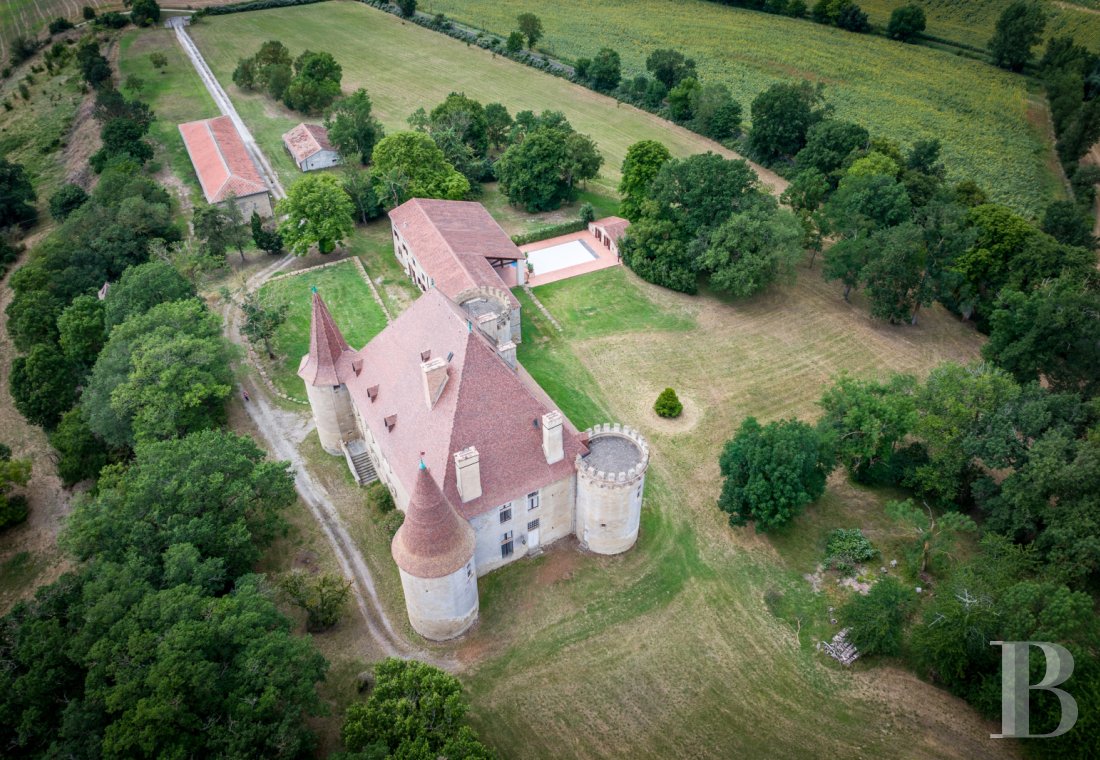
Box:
[426,0,1062,216]
[186,1,780,196]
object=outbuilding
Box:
[282,123,341,171]
[178,115,272,217]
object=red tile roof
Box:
[345,289,586,519]
[282,123,337,165]
[389,199,522,309]
[593,216,630,241]
[297,291,357,387]
[178,116,267,203]
[391,463,475,578]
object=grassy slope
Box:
[427,0,1062,216]
[118,28,220,203]
[861,0,1100,50]
[462,261,1006,760]
[257,259,388,398]
[187,1,759,197]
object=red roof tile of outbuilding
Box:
[389,199,522,309]
[282,123,337,165]
[592,216,630,241]
[345,288,585,519]
[178,116,267,203]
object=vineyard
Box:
[426,0,1063,217]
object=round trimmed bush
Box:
[654,387,683,418]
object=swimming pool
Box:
[526,239,598,275]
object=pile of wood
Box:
[820,628,860,666]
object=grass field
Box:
[860,0,1100,51]
[426,0,1063,216]
[118,29,219,204]
[450,259,1006,760]
[187,2,772,197]
[256,258,388,398]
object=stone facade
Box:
[297,207,652,642]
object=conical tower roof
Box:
[298,290,354,387]
[391,463,475,579]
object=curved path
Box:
[222,254,437,662]
[169,16,287,200]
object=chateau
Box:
[299,199,649,640]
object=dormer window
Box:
[367,385,379,401]
[384,414,397,431]
[420,349,431,361]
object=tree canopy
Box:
[749,81,829,161]
[276,173,356,255]
[496,120,602,212]
[618,139,671,221]
[370,131,470,206]
[325,88,385,165]
[989,1,1047,72]
[341,658,493,759]
[717,417,833,531]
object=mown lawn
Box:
[427,0,1063,216]
[257,258,388,398]
[531,266,696,341]
[187,1,760,197]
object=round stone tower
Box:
[575,423,650,555]
[391,463,479,641]
[298,291,358,455]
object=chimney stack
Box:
[542,411,564,464]
[497,340,517,369]
[421,357,449,408]
[454,447,482,502]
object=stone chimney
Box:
[542,411,564,464]
[421,356,449,408]
[454,447,482,502]
[497,340,517,369]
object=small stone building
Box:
[282,123,341,172]
[589,216,631,260]
[299,282,649,641]
[178,115,272,217]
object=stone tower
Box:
[575,424,650,555]
[391,463,479,640]
[298,291,358,455]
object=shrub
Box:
[82,6,96,20]
[279,570,352,632]
[367,480,395,513]
[838,577,916,656]
[824,528,875,574]
[49,183,89,221]
[397,0,416,18]
[510,219,587,246]
[0,495,29,530]
[48,18,75,35]
[654,387,683,418]
[579,202,596,223]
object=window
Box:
[499,506,512,524]
[527,491,539,510]
[501,541,514,558]
[527,518,540,531]
[466,563,473,579]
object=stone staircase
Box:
[342,440,378,485]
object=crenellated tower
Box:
[575,424,650,555]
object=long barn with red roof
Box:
[179,115,272,217]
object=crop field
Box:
[427,0,1063,216]
[186,2,778,197]
[256,258,388,399]
[860,0,1100,51]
